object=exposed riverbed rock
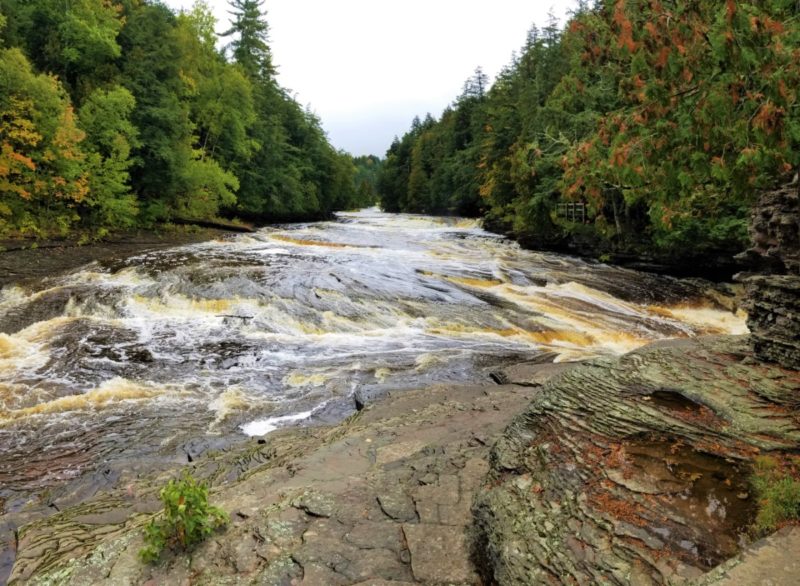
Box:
[475,335,800,585]
[697,525,800,586]
[9,378,555,585]
[739,184,800,369]
[7,337,800,585]
[0,229,229,289]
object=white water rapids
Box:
[0,208,746,511]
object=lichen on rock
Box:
[475,336,800,585]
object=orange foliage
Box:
[7,149,35,171]
[614,0,637,52]
[726,0,736,23]
[655,46,671,68]
[591,491,649,527]
[611,144,631,167]
[753,101,785,133]
[777,79,790,100]
[763,17,785,35]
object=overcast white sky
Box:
[165,0,576,156]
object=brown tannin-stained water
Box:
[0,210,746,539]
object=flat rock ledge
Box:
[8,336,800,585]
[11,377,550,586]
[476,335,800,585]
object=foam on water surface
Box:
[0,208,747,501]
[241,410,315,437]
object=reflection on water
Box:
[0,209,746,511]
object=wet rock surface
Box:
[745,275,800,370]
[10,378,552,585]
[740,185,800,274]
[696,525,800,586]
[476,335,800,585]
[7,336,800,585]
[0,230,227,289]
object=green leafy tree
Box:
[118,2,237,222]
[78,86,139,231]
[117,2,193,219]
[562,0,800,253]
[379,0,800,262]
[0,47,90,236]
[177,2,256,165]
[0,0,362,237]
[222,0,355,221]
[0,7,7,43]
[0,0,124,102]
[352,155,383,207]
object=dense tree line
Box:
[352,155,382,208]
[379,1,800,261]
[0,0,373,239]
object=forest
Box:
[379,0,800,265]
[0,0,378,239]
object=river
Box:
[0,209,746,529]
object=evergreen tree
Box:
[462,66,489,99]
[221,0,274,78]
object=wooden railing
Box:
[556,202,586,223]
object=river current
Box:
[0,209,746,516]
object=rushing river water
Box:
[0,209,746,520]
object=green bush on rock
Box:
[139,471,228,563]
[751,456,800,535]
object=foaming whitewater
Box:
[0,208,746,510]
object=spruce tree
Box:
[221,0,274,79]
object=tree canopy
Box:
[378,0,800,259]
[0,0,369,238]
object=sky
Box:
[165,0,577,157]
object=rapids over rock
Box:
[0,209,747,557]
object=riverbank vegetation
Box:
[379,1,799,264]
[0,0,376,240]
[751,455,800,535]
[140,471,228,563]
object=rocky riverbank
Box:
[481,217,746,283]
[7,334,798,585]
[0,229,233,288]
[477,335,799,584]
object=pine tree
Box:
[221,0,274,79]
[462,67,489,99]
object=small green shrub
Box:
[139,471,228,563]
[751,455,800,534]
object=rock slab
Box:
[476,336,800,585]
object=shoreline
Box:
[0,228,234,289]
[0,212,746,290]
[481,221,746,282]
